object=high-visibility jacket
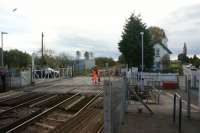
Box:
[92,69,97,81]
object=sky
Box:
[0,0,200,60]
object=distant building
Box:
[75,59,95,71]
[153,39,172,71]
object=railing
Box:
[173,93,182,133]
[33,70,59,79]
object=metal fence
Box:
[126,71,178,89]
[0,67,73,90]
[33,67,73,80]
[104,77,128,133]
[0,70,31,89]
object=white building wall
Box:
[153,43,169,70]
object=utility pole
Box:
[41,32,44,59]
[1,32,8,67]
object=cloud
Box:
[1,0,200,61]
[50,33,120,59]
[160,4,200,56]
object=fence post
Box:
[30,66,33,84]
[173,94,177,123]
[179,97,182,133]
[104,80,112,133]
[187,79,191,119]
[122,77,128,115]
[105,63,110,81]
[185,75,188,92]
[125,77,129,112]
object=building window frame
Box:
[155,48,160,57]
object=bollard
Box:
[179,98,182,133]
[173,94,177,123]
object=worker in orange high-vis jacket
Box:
[91,67,97,84]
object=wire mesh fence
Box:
[104,77,128,133]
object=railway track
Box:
[0,92,44,106]
[0,92,73,132]
[0,81,103,133]
[6,93,81,133]
[51,93,103,133]
[59,100,103,133]
[5,92,103,133]
[0,92,24,103]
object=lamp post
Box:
[140,32,144,91]
[1,32,8,67]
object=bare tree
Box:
[84,51,89,60]
[90,52,94,59]
[161,54,170,70]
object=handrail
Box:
[173,93,182,133]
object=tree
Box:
[190,55,200,68]
[56,53,71,67]
[95,57,116,68]
[161,54,170,70]
[4,49,31,69]
[148,26,167,44]
[118,13,154,69]
[118,54,126,64]
[177,43,189,64]
[178,53,189,64]
[76,51,81,60]
[90,52,94,59]
[84,51,89,60]
[183,42,187,56]
[34,49,72,68]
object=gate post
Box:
[185,75,188,92]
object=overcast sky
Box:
[0,0,200,59]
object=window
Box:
[156,62,160,70]
[155,48,160,57]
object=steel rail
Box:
[0,94,49,115]
[0,92,24,103]
[74,92,102,116]
[29,94,58,108]
[97,125,103,133]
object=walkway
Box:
[120,91,200,133]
